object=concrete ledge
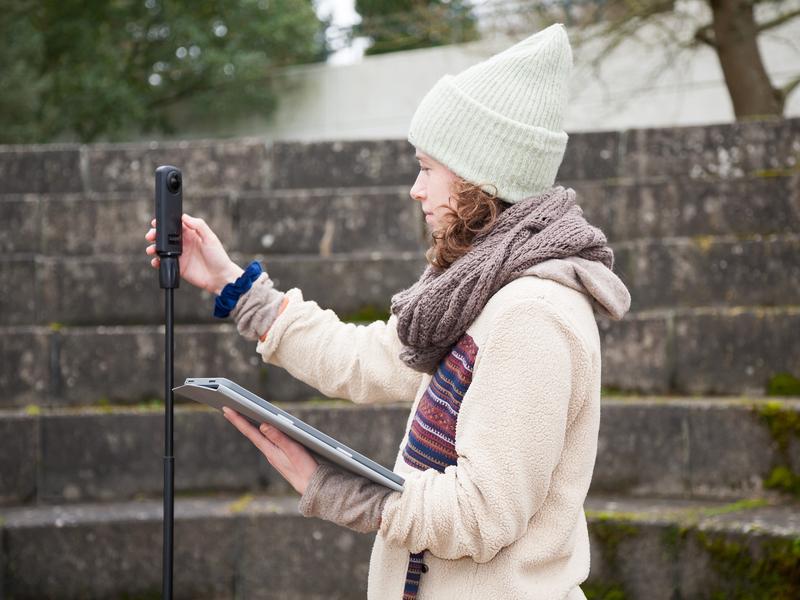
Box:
[2,119,796,197]
[39,192,235,256]
[574,174,800,243]
[1,305,798,408]
[0,195,41,254]
[0,253,426,327]
[0,494,373,600]
[1,402,410,505]
[86,138,271,194]
[599,306,800,395]
[6,232,800,324]
[271,138,416,189]
[236,188,426,255]
[583,495,800,600]
[0,414,37,505]
[594,397,800,499]
[0,146,82,194]
[3,173,796,257]
[613,234,800,311]
[2,397,798,506]
[0,327,50,406]
[1,492,797,599]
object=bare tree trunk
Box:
[709,0,783,118]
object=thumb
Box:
[182,213,216,243]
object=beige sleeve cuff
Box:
[298,462,396,534]
[229,271,286,341]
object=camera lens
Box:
[167,171,182,193]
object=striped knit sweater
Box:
[400,332,479,597]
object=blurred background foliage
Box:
[2,0,797,144]
[352,0,480,55]
[0,0,330,143]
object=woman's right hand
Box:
[145,213,244,295]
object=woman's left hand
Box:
[222,407,319,494]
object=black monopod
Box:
[154,165,182,600]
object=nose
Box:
[410,173,425,202]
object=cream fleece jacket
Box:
[238,256,630,600]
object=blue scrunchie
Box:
[213,260,263,318]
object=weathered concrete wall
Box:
[1,117,799,600]
[1,117,798,406]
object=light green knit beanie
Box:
[407,23,573,204]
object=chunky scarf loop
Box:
[390,186,614,374]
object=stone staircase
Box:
[1,119,799,599]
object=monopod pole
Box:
[163,285,175,599]
[154,166,183,600]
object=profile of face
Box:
[409,148,458,231]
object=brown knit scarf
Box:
[390,186,614,374]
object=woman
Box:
[145,24,630,599]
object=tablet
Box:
[173,377,405,492]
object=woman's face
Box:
[410,149,458,230]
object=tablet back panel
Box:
[174,379,404,492]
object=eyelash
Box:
[419,167,430,172]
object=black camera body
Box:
[155,165,183,257]
[155,165,183,289]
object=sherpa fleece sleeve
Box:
[377,298,592,563]
[252,286,426,405]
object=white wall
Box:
[184,2,800,141]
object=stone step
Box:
[0,187,427,257]
[3,232,799,327]
[576,173,800,243]
[2,397,798,506]
[2,119,797,196]
[0,138,271,196]
[0,252,427,327]
[2,173,797,258]
[3,302,798,408]
[598,305,800,396]
[581,494,800,600]
[1,491,796,599]
[0,492,372,600]
[613,233,800,312]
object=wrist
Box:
[213,260,264,319]
[211,264,245,295]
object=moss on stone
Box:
[227,492,255,514]
[755,399,800,498]
[693,530,800,599]
[698,498,770,518]
[136,397,164,409]
[340,305,391,323]
[692,234,715,253]
[582,582,628,600]
[586,516,640,599]
[24,404,41,416]
[767,372,800,397]
[752,166,800,178]
[599,386,642,398]
[765,466,800,496]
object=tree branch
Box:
[693,23,716,48]
[757,8,800,33]
[781,73,800,99]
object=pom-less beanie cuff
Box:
[408,75,568,204]
[407,23,574,204]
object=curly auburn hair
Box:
[425,176,512,270]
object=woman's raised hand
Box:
[145,214,244,295]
